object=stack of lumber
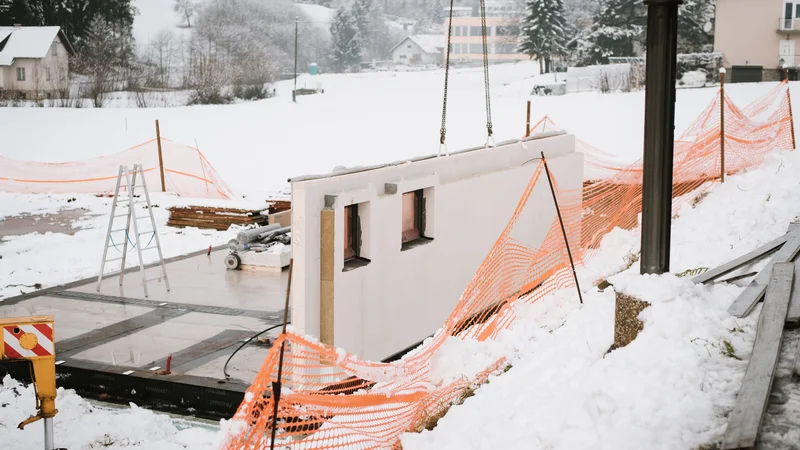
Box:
[267,199,291,214]
[167,206,269,231]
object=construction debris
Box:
[225,224,292,271]
[167,206,269,231]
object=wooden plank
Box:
[728,230,800,318]
[693,232,793,284]
[789,254,800,323]
[721,262,794,450]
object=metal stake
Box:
[541,152,583,304]
[44,417,54,450]
[269,259,294,450]
[720,70,725,182]
[640,0,683,275]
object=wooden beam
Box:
[789,255,800,324]
[721,262,794,450]
[319,208,335,346]
[693,232,793,285]
[728,230,800,318]
[155,120,166,192]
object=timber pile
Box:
[167,206,268,231]
[267,199,291,214]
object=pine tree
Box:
[330,7,362,72]
[576,0,644,65]
[519,0,568,73]
[677,0,714,53]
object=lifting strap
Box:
[439,0,494,153]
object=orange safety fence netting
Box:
[221,81,795,450]
[0,138,235,199]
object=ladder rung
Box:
[141,246,159,251]
[110,228,128,233]
[105,256,124,262]
[113,213,130,218]
[138,231,154,236]
[145,277,165,283]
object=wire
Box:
[439,0,456,147]
[223,322,288,379]
[479,0,493,139]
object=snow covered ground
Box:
[2,63,800,448]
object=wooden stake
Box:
[720,71,725,183]
[525,100,531,137]
[786,68,796,150]
[155,120,166,192]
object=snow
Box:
[296,3,335,29]
[0,26,61,66]
[132,0,193,46]
[3,59,800,448]
[0,376,222,450]
[400,147,800,449]
[403,35,446,54]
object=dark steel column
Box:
[640,0,682,275]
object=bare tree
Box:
[175,0,200,28]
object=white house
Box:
[390,35,445,66]
[0,26,75,99]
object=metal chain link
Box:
[440,0,456,146]
[479,0,493,138]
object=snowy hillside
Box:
[132,0,191,46]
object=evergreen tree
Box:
[519,0,568,73]
[576,0,644,65]
[678,0,714,53]
[330,7,362,72]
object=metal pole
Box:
[525,100,531,137]
[640,0,683,275]
[293,17,299,103]
[720,70,725,183]
[43,417,54,450]
[269,259,293,450]
[541,152,583,304]
[155,120,166,192]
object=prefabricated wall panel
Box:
[291,132,583,361]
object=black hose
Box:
[223,322,288,379]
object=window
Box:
[16,67,25,81]
[51,43,58,57]
[344,202,370,270]
[45,67,51,81]
[470,43,483,54]
[470,26,482,36]
[401,189,432,250]
[454,26,461,37]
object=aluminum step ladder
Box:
[97,164,170,298]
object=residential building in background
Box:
[715,0,800,82]
[390,35,445,66]
[445,0,527,63]
[0,26,74,99]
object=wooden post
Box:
[320,208,335,346]
[786,68,796,150]
[525,100,531,137]
[155,120,166,192]
[720,70,726,183]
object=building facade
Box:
[715,0,800,81]
[0,26,74,98]
[444,0,527,63]
[390,35,445,66]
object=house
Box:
[390,35,445,66]
[444,0,527,63]
[0,26,75,99]
[715,0,800,82]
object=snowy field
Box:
[2,62,800,448]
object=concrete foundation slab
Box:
[0,249,287,419]
[70,252,290,311]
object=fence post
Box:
[720,69,726,183]
[525,100,531,137]
[155,120,166,192]
[269,259,294,450]
[786,68,797,150]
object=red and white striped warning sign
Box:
[2,323,54,359]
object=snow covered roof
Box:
[391,35,446,55]
[0,26,74,66]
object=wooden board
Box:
[721,262,794,450]
[789,255,800,323]
[167,206,268,231]
[693,232,793,285]
[728,229,800,318]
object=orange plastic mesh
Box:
[0,138,234,199]
[221,81,795,449]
